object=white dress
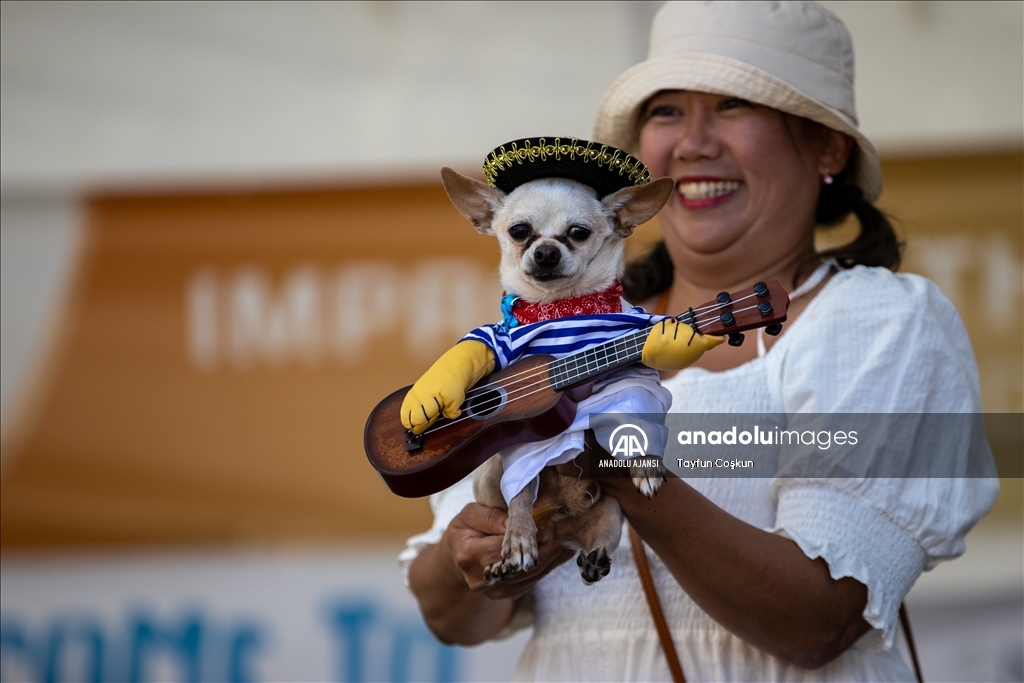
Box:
[400,265,999,681]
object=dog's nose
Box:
[533,244,561,268]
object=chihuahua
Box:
[439,167,676,584]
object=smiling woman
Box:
[623,90,901,335]
[402,2,999,681]
[637,92,851,290]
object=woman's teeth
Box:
[677,180,741,200]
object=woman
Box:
[404,2,998,679]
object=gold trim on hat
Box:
[483,137,652,189]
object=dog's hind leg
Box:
[472,455,507,511]
[566,494,623,585]
[484,478,539,581]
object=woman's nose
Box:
[672,111,720,161]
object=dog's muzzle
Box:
[528,244,564,281]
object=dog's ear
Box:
[601,177,675,237]
[440,167,506,235]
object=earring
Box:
[822,173,834,185]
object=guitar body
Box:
[364,355,594,498]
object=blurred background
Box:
[1,2,1021,681]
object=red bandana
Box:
[512,281,624,325]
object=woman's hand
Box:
[408,502,574,645]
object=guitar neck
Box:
[548,327,651,391]
[545,280,790,391]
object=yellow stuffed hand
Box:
[641,319,726,371]
[401,340,496,435]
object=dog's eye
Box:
[508,224,531,242]
[568,226,592,242]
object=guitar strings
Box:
[459,291,765,401]
[427,300,765,434]
[417,299,769,437]
[469,299,762,407]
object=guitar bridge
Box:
[405,430,424,452]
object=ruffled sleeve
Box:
[397,473,537,639]
[397,474,475,585]
[765,267,999,648]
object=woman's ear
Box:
[819,130,854,176]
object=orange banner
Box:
[1,184,507,546]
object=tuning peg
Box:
[728,332,745,347]
[765,323,783,336]
[753,282,769,298]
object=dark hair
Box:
[806,169,903,279]
[622,240,674,304]
[621,172,903,302]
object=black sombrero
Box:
[482,137,652,198]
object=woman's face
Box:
[638,90,849,281]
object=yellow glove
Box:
[641,319,726,371]
[401,340,496,435]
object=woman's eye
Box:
[508,224,531,241]
[720,97,753,110]
[646,104,680,118]
[568,226,591,242]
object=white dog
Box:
[441,167,673,583]
[401,151,721,584]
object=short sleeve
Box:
[462,324,512,369]
[765,267,999,648]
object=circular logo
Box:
[608,424,649,458]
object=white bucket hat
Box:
[593,1,882,201]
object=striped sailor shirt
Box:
[461,307,665,369]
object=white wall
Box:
[823,0,1023,154]
[0,1,656,191]
[2,2,1021,194]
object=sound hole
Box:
[465,386,508,420]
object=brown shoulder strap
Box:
[655,289,671,316]
[629,525,918,683]
[900,603,925,683]
[629,523,686,683]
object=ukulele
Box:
[364,280,789,497]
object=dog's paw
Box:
[501,532,539,574]
[482,560,508,583]
[483,532,539,582]
[630,462,666,499]
[576,547,612,585]
[633,474,663,498]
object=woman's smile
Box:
[675,176,743,210]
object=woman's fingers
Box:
[444,503,507,589]
[445,503,576,597]
[451,502,508,537]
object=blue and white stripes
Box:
[462,308,663,369]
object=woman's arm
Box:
[408,502,574,645]
[603,475,871,669]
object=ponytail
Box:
[798,172,903,285]
[624,173,904,301]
